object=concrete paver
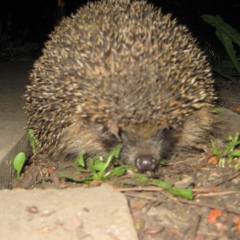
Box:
[0,187,138,240]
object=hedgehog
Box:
[25,0,217,172]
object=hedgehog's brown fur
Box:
[25,0,217,171]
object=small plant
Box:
[61,147,193,200]
[13,152,27,180]
[201,14,240,80]
[60,145,127,183]
[27,129,41,155]
[134,174,194,200]
[211,132,240,171]
[13,129,40,180]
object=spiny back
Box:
[25,0,216,161]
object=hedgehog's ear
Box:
[109,121,121,142]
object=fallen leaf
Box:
[208,156,218,165]
[208,209,223,223]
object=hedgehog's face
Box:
[59,119,174,172]
[105,122,176,172]
[119,128,174,172]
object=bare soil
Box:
[13,76,240,240]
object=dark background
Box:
[0,0,239,56]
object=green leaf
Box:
[215,30,240,73]
[201,15,240,47]
[75,153,86,167]
[151,180,193,200]
[168,187,193,200]
[211,140,222,156]
[92,172,102,180]
[233,132,240,143]
[225,141,240,152]
[229,151,240,158]
[92,160,106,171]
[108,166,128,178]
[134,174,151,184]
[27,129,41,154]
[159,160,168,166]
[13,152,26,180]
[201,15,240,74]
[97,145,122,178]
[67,145,123,182]
[134,174,194,200]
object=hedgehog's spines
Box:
[25,0,216,165]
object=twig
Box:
[197,191,240,197]
[118,187,164,192]
[176,198,240,215]
[183,214,201,240]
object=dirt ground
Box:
[13,76,240,240]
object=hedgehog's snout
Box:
[135,155,158,172]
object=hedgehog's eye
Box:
[101,135,120,150]
[153,129,173,142]
[120,130,137,146]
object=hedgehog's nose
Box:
[135,155,158,172]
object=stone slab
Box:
[0,186,138,240]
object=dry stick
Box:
[121,190,240,215]
[118,187,164,192]
[118,186,240,197]
[193,171,240,195]
[196,191,240,197]
[176,198,240,215]
[183,214,201,240]
[124,192,166,202]
[213,171,240,186]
